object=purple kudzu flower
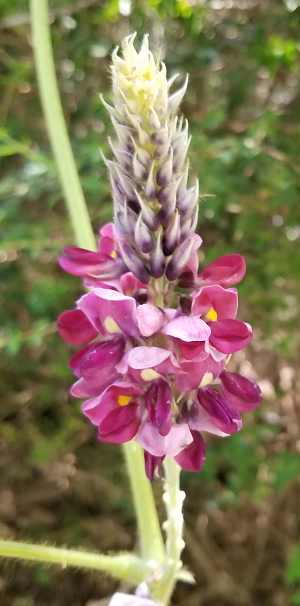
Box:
[58,34,261,480]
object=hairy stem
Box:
[29,0,164,568]
[0,541,154,584]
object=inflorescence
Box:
[58,34,261,481]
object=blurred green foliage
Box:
[0,0,300,604]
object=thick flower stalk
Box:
[58,34,261,481]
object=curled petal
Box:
[181,233,202,277]
[79,337,125,384]
[196,254,246,287]
[146,378,172,436]
[98,404,140,443]
[175,431,206,472]
[57,309,98,344]
[219,370,261,411]
[120,272,149,295]
[144,451,165,482]
[68,344,93,376]
[71,375,119,398]
[59,247,126,278]
[197,386,242,435]
[208,319,253,354]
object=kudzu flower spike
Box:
[58,34,261,481]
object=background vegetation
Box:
[0,0,300,604]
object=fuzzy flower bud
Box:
[103,33,197,283]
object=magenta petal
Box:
[162,315,211,342]
[175,431,206,472]
[98,404,140,443]
[177,339,208,361]
[98,223,118,255]
[144,451,165,482]
[135,422,193,457]
[192,285,238,320]
[136,304,165,337]
[182,233,203,276]
[208,319,253,354]
[220,370,261,411]
[71,375,117,398]
[175,353,225,393]
[187,404,229,436]
[79,337,125,384]
[197,254,246,287]
[68,345,93,377]
[59,247,125,278]
[146,379,172,436]
[57,309,98,344]
[116,347,180,382]
[120,272,149,295]
[197,386,242,435]
[82,381,143,424]
[77,291,105,334]
[78,287,139,337]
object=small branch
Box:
[0,540,154,585]
[30,0,96,250]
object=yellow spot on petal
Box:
[199,372,214,388]
[141,369,161,381]
[110,250,117,258]
[206,307,217,322]
[118,395,133,406]
[104,316,122,334]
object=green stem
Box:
[124,440,165,564]
[30,0,96,251]
[152,458,185,604]
[29,0,164,567]
[0,541,153,585]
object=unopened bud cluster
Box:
[102,33,197,284]
[58,35,261,481]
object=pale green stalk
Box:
[29,0,164,569]
[153,459,185,604]
[124,440,165,564]
[0,541,154,584]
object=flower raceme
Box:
[58,34,261,481]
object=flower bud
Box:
[101,34,199,283]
